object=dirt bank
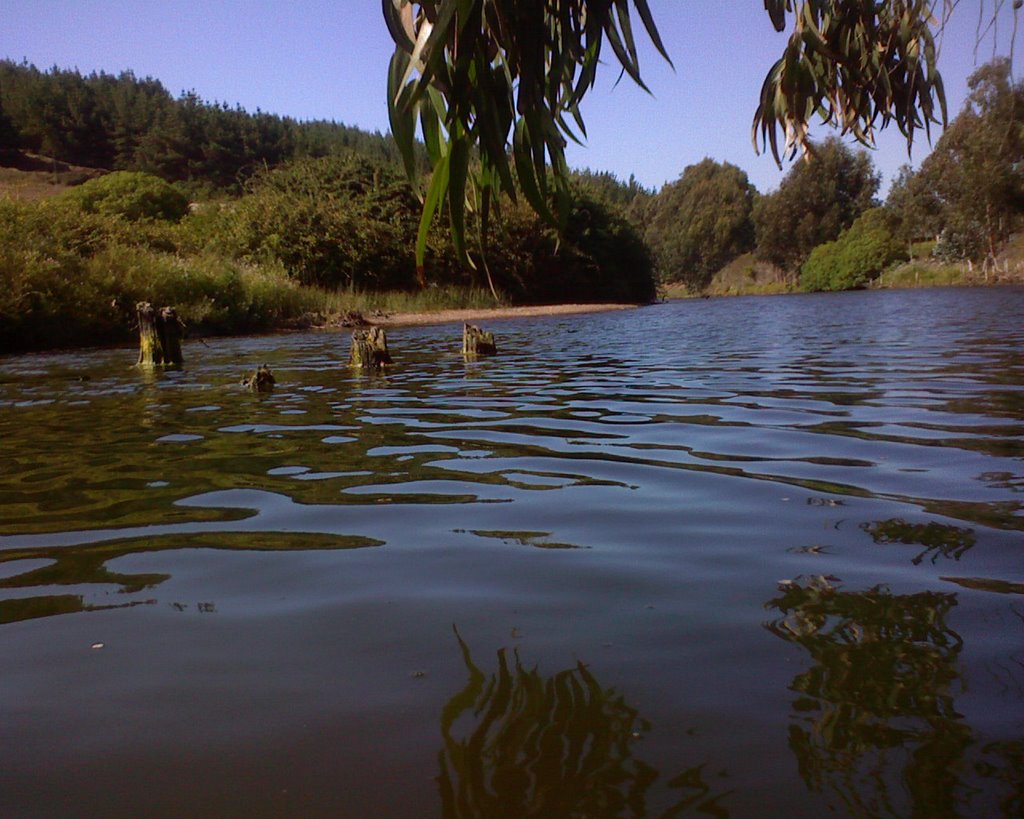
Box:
[365,303,640,328]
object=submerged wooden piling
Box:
[462,324,496,358]
[349,326,392,369]
[136,302,184,367]
[242,364,275,392]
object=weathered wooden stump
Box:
[349,326,392,369]
[242,364,275,392]
[463,324,496,358]
[136,302,161,366]
[158,306,184,366]
[136,302,184,367]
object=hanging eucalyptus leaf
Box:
[753,1,951,165]
[384,0,671,285]
[384,1,1013,284]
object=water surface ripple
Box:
[2,288,1022,817]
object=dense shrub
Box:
[933,219,986,263]
[226,153,432,290]
[59,171,190,222]
[801,208,904,291]
[482,194,656,304]
[0,196,321,352]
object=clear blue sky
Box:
[3,1,1019,195]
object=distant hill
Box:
[0,59,422,192]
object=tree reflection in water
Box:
[765,574,973,817]
[0,531,381,624]
[437,629,729,818]
[862,518,977,565]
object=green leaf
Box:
[416,149,450,272]
[447,132,472,267]
[631,0,673,67]
[387,49,421,192]
[513,118,554,226]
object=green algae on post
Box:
[349,326,391,369]
[135,302,184,368]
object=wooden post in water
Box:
[136,302,161,367]
[136,302,184,367]
[158,306,184,366]
[463,324,496,358]
[242,364,276,392]
[349,326,392,369]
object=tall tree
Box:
[753,137,879,273]
[645,159,757,290]
[894,58,1024,262]
[0,96,16,150]
[885,164,943,254]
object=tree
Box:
[754,137,879,273]
[383,1,961,281]
[644,159,756,290]
[570,168,649,212]
[884,164,943,255]
[891,58,1024,263]
[0,96,16,150]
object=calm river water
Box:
[2,287,1022,817]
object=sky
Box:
[3,1,1020,196]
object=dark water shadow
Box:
[437,629,730,818]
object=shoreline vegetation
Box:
[2,56,1023,354]
[663,246,1024,300]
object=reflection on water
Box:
[862,518,976,564]
[765,575,1023,817]
[0,531,381,624]
[0,593,156,625]
[1,288,1022,815]
[438,630,729,818]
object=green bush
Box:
[801,208,904,291]
[0,196,325,352]
[482,194,656,304]
[59,171,190,222]
[227,154,429,290]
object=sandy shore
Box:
[367,302,640,328]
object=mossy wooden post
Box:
[463,324,496,358]
[136,302,184,367]
[242,364,275,392]
[136,302,162,367]
[349,326,392,369]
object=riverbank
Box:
[353,302,639,329]
[661,249,1024,299]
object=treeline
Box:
[0,59,415,190]
[631,58,1024,293]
